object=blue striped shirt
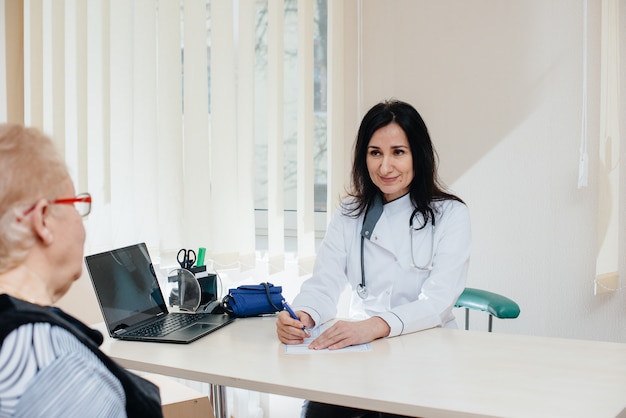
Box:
[0,323,126,417]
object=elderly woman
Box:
[0,124,162,417]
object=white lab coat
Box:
[292,194,471,337]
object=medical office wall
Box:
[1,0,625,343]
[344,0,626,342]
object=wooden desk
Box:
[95,317,626,418]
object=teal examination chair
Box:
[454,288,520,332]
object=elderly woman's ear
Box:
[30,200,54,245]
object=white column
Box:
[296,0,315,274]
[182,0,211,250]
[267,0,285,273]
[595,0,621,294]
[109,0,135,245]
[157,0,184,252]
[132,0,159,245]
[236,0,258,271]
[210,0,240,266]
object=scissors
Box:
[177,248,197,270]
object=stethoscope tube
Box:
[357,237,368,298]
[409,207,436,270]
[358,207,436,300]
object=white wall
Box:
[344,0,625,342]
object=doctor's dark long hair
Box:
[344,99,464,223]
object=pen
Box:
[281,299,310,335]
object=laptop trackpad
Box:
[197,314,233,325]
[168,323,218,340]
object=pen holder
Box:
[186,266,216,306]
[167,268,201,311]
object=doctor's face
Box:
[366,122,414,202]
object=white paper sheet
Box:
[283,324,372,354]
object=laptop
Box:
[85,242,234,344]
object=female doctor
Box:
[276,100,471,416]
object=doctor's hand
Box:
[308,317,390,350]
[276,310,314,345]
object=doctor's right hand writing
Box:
[276,310,314,344]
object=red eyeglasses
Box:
[21,193,92,219]
[52,193,92,217]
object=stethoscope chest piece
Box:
[357,283,368,299]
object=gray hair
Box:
[0,124,69,273]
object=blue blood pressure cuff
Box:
[222,282,284,317]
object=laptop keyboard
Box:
[129,313,207,337]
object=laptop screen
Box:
[85,243,167,333]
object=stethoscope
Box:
[357,198,436,300]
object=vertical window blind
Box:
[14,0,345,273]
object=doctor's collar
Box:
[383,191,410,204]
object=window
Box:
[17,0,338,264]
